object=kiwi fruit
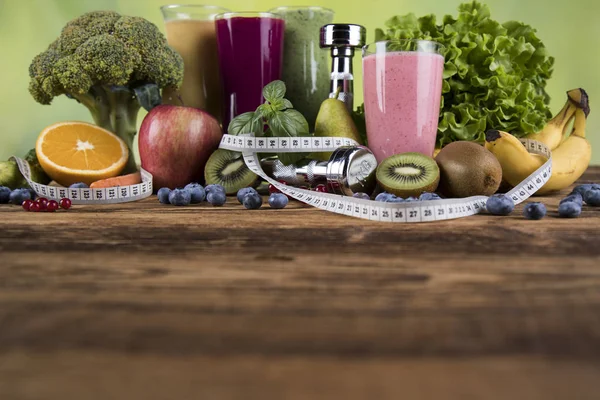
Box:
[435,141,502,198]
[204,149,258,195]
[376,153,440,197]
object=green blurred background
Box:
[1,0,597,163]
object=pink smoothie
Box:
[363,51,444,162]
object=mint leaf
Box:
[227,111,263,136]
[262,80,286,103]
[282,99,293,109]
[257,104,276,120]
[270,99,286,112]
[268,109,310,166]
[268,109,309,138]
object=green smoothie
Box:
[270,6,334,131]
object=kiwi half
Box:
[376,153,440,197]
[204,149,258,195]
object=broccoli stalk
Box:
[70,84,160,173]
[28,11,184,173]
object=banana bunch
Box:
[485,89,591,195]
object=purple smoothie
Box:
[215,14,285,131]
[363,51,444,162]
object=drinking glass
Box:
[362,40,445,161]
[268,6,334,131]
[215,12,285,131]
[161,5,230,123]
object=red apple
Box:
[139,105,222,189]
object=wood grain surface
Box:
[0,168,599,400]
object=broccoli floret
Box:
[28,11,184,173]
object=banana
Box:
[524,88,585,150]
[535,108,591,194]
[485,102,591,195]
[485,130,545,187]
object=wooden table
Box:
[1,167,599,400]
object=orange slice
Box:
[36,121,129,187]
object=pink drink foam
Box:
[363,51,444,162]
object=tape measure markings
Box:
[221,134,552,223]
[12,156,153,205]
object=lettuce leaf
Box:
[358,0,554,147]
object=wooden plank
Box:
[0,167,598,399]
[1,352,600,400]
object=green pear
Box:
[313,97,363,161]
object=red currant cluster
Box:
[22,197,72,212]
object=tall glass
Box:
[161,5,230,123]
[362,40,445,162]
[268,6,334,131]
[215,12,285,131]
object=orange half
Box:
[36,121,129,187]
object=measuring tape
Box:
[12,156,153,204]
[219,134,552,223]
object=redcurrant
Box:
[59,198,72,210]
[35,197,49,211]
[315,184,328,193]
[268,184,281,194]
[22,199,33,211]
[29,202,41,212]
[47,200,59,212]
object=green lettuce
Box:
[357,1,554,147]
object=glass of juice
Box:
[268,6,334,131]
[362,40,445,162]
[161,5,230,123]
[215,12,285,131]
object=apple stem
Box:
[176,93,185,107]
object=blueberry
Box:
[558,201,581,218]
[523,202,546,220]
[9,188,31,205]
[559,193,583,206]
[69,182,89,189]
[237,187,258,204]
[486,194,514,215]
[168,188,191,206]
[387,196,405,203]
[583,189,600,206]
[571,184,596,197]
[419,192,441,201]
[157,187,172,204]
[375,192,393,202]
[0,186,10,203]
[404,197,418,202]
[184,183,206,204]
[207,190,226,206]
[205,184,226,194]
[352,192,371,200]
[268,193,288,209]
[27,188,37,200]
[243,192,262,209]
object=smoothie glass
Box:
[362,40,445,162]
[268,6,334,131]
[215,12,285,131]
[161,5,230,123]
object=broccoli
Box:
[28,11,184,173]
[0,149,51,190]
